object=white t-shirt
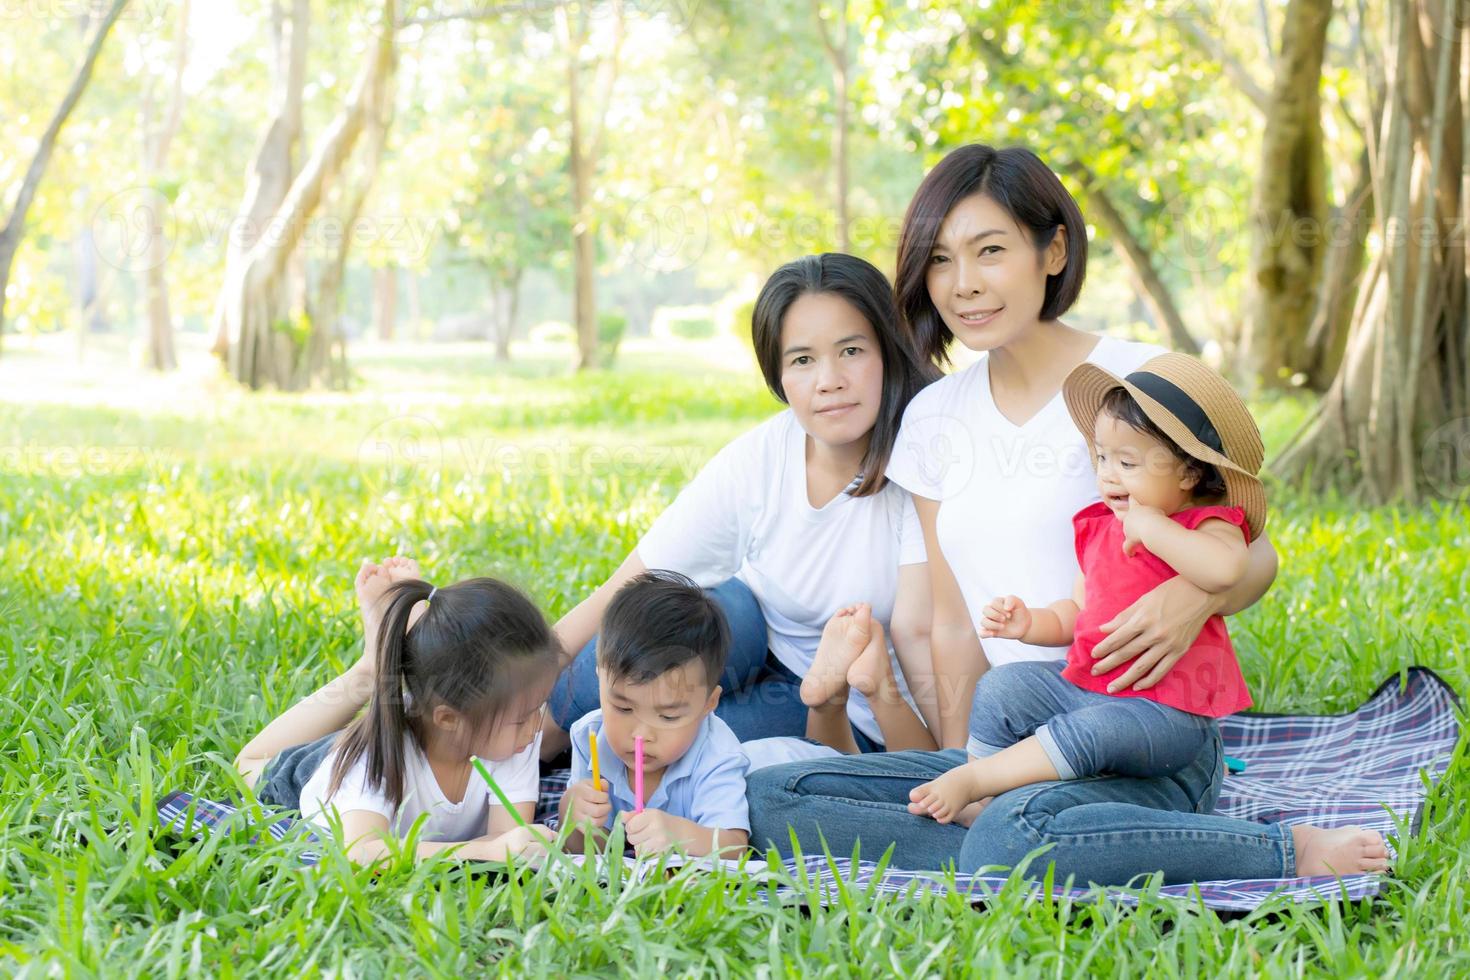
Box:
[298,732,542,841]
[886,335,1166,667]
[636,409,928,744]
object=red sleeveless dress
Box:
[1061,501,1253,718]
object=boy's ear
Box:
[1178,464,1202,492]
[702,684,722,716]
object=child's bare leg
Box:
[802,604,872,707]
[907,736,1058,824]
[237,558,402,786]
[805,696,861,754]
[1291,826,1390,876]
[852,620,937,751]
[355,559,394,670]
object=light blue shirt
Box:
[568,709,751,833]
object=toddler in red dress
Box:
[910,353,1265,823]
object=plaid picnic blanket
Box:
[158,667,1462,912]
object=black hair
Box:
[750,252,941,497]
[895,144,1089,366]
[328,577,559,809]
[1099,387,1228,501]
[596,570,729,690]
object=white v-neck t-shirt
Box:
[636,409,927,744]
[885,335,1165,667]
[298,732,542,841]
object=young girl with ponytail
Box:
[235,557,561,864]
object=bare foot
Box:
[802,604,872,707]
[1292,825,1390,877]
[381,555,422,584]
[381,555,428,630]
[907,760,985,824]
[846,618,892,698]
[952,796,994,829]
[354,559,393,670]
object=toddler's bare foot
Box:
[846,618,892,698]
[907,760,985,824]
[952,796,994,829]
[1292,825,1390,877]
[802,604,872,707]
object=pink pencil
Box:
[633,736,645,813]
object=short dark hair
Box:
[597,570,730,690]
[750,253,941,497]
[1099,387,1227,501]
[896,145,1089,366]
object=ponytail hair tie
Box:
[426,586,438,606]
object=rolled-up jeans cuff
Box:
[965,735,1008,759]
[1278,821,1299,876]
[1035,723,1079,781]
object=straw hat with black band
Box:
[1062,352,1268,540]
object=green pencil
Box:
[472,757,529,829]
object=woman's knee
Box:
[707,577,768,687]
[957,786,1053,874]
[548,634,600,729]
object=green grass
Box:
[0,340,1466,975]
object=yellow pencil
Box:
[589,729,601,788]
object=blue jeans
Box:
[255,731,337,811]
[969,660,1214,781]
[747,728,1301,885]
[550,577,881,749]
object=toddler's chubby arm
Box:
[978,574,1085,647]
[1123,506,1249,594]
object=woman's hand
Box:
[1089,576,1220,692]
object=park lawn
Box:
[0,338,1466,976]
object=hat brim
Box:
[1063,363,1267,540]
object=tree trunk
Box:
[219,0,397,390]
[1273,0,1466,503]
[563,4,597,370]
[812,0,850,252]
[308,86,392,389]
[559,0,625,372]
[405,270,421,339]
[1302,146,1375,389]
[373,267,398,341]
[492,266,522,361]
[0,0,129,356]
[1240,0,1333,388]
[1075,169,1200,354]
[139,0,190,372]
[209,0,309,359]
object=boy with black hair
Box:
[559,570,750,857]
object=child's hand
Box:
[500,823,554,860]
[622,808,698,856]
[978,595,1031,640]
[1122,504,1167,557]
[563,777,612,828]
